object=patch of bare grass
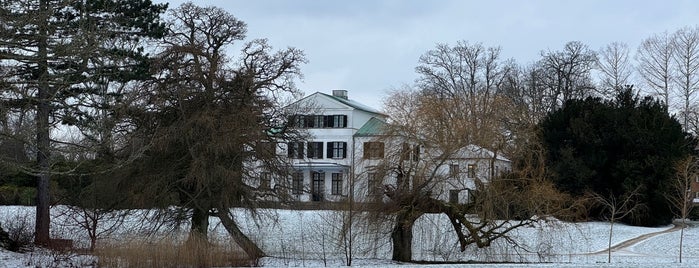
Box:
[95,235,254,267]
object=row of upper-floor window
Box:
[259,171,345,196]
[449,164,478,178]
[286,141,419,160]
[448,163,504,178]
[292,114,348,128]
[288,141,348,159]
[265,166,490,200]
[262,169,480,203]
[291,171,344,196]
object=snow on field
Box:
[627,221,699,262]
[0,205,698,267]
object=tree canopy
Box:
[0,0,167,245]
[540,86,695,226]
[116,2,306,259]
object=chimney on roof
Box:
[332,90,348,100]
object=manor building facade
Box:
[270,90,511,205]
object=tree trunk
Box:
[216,208,265,259]
[34,0,51,247]
[391,212,416,262]
[89,212,98,252]
[679,219,685,263]
[607,219,614,263]
[189,206,210,242]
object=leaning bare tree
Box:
[372,88,567,262]
[363,41,570,262]
[667,155,698,263]
[121,3,305,260]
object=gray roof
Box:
[318,92,387,117]
[430,144,511,162]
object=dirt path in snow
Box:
[588,223,683,255]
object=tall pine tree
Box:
[0,0,166,245]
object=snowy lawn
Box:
[0,206,697,267]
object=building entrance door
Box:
[311,172,324,201]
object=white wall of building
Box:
[270,90,512,205]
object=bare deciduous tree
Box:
[368,43,582,262]
[667,156,698,263]
[591,186,643,263]
[371,82,567,262]
[596,42,633,98]
[636,31,675,109]
[122,3,305,260]
[416,41,505,101]
[672,26,699,132]
[538,41,597,110]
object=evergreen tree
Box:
[540,86,695,226]
[0,0,166,245]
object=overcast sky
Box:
[158,0,699,109]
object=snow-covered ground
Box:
[0,205,697,267]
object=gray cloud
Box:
[159,0,699,109]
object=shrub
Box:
[0,185,36,206]
[0,212,35,252]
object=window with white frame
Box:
[449,190,459,204]
[307,142,324,159]
[412,144,420,161]
[292,172,303,195]
[260,172,271,189]
[368,172,382,196]
[467,164,476,178]
[292,114,348,128]
[330,115,347,128]
[311,171,324,201]
[331,173,343,195]
[328,142,347,159]
[449,164,459,177]
[363,142,385,159]
[292,115,306,128]
[312,115,324,128]
[287,142,304,159]
[400,143,420,161]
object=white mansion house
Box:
[273,90,511,205]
